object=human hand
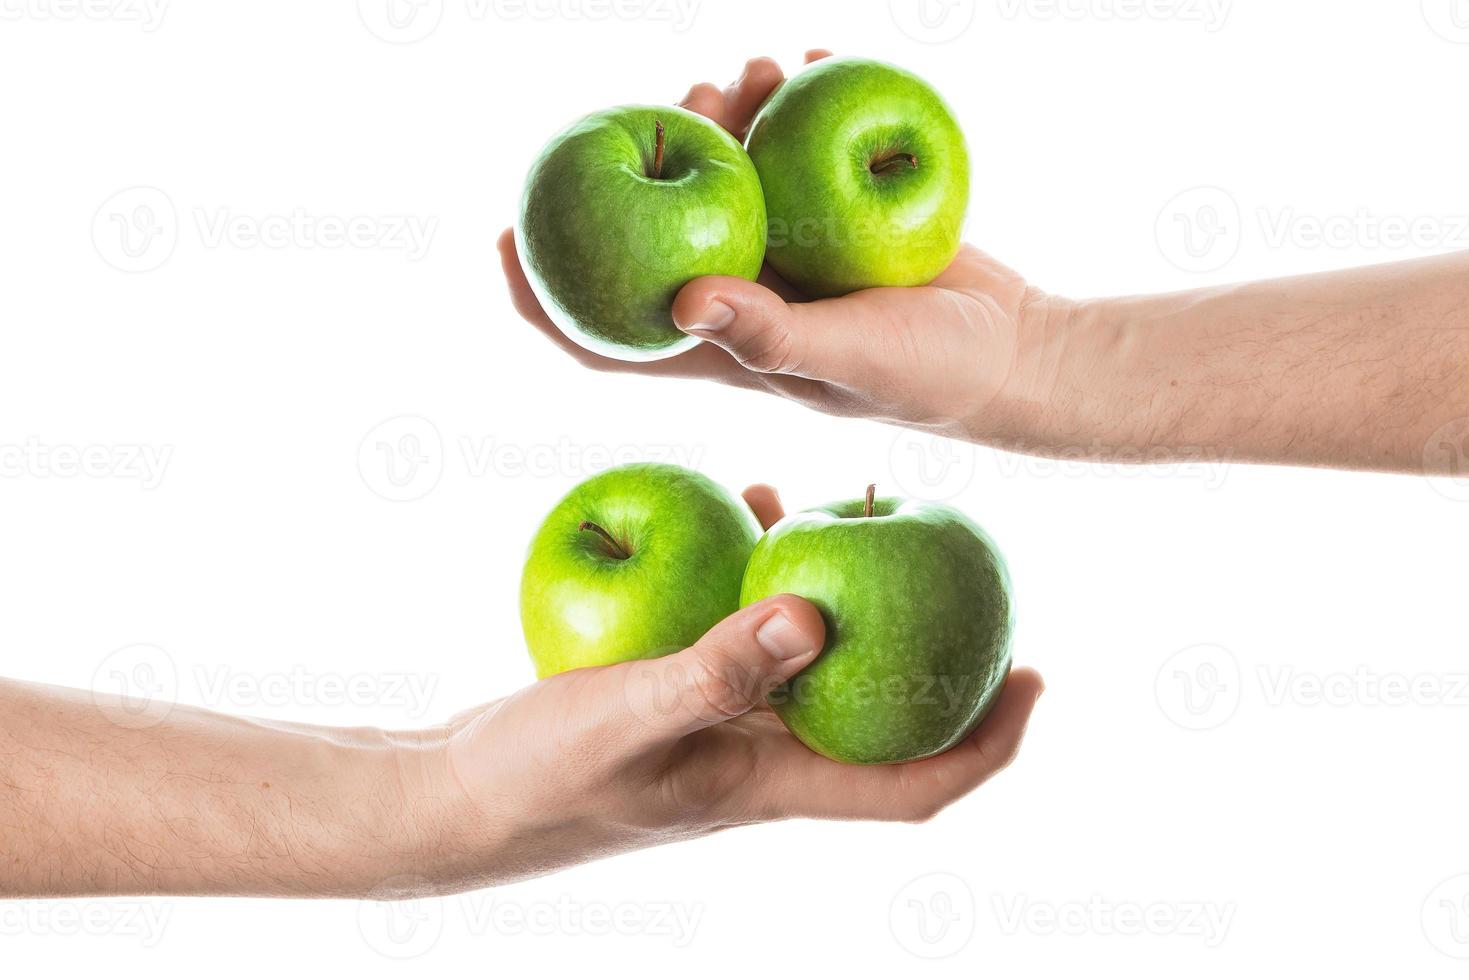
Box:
[499,51,1070,448]
[412,483,1044,894]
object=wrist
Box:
[978,286,1091,451]
[995,290,1175,458]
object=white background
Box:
[3,0,1469,976]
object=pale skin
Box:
[501,50,1469,474]
[0,485,1044,899]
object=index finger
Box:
[741,484,786,530]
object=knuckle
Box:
[685,649,753,721]
[732,321,799,373]
[975,732,1023,773]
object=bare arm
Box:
[1031,251,1469,471]
[0,489,1042,899]
[502,52,1469,477]
[0,676,442,897]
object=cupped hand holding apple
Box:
[415,483,1042,893]
[501,50,1064,448]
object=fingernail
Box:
[685,300,735,334]
[756,613,814,661]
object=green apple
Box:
[521,462,760,678]
[516,105,766,361]
[745,57,969,298]
[740,487,1013,764]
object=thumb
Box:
[616,595,825,742]
[672,276,858,380]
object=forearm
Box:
[0,678,460,898]
[1026,252,1469,471]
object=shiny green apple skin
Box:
[521,463,760,678]
[516,104,767,362]
[740,495,1012,765]
[744,57,969,299]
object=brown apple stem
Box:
[579,520,630,559]
[870,151,918,176]
[653,119,666,179]
[864,483,876,518]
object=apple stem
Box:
[870,152,919,176]
[864,483,876,519]
[653,119,666,179]
[579,520,630,560]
